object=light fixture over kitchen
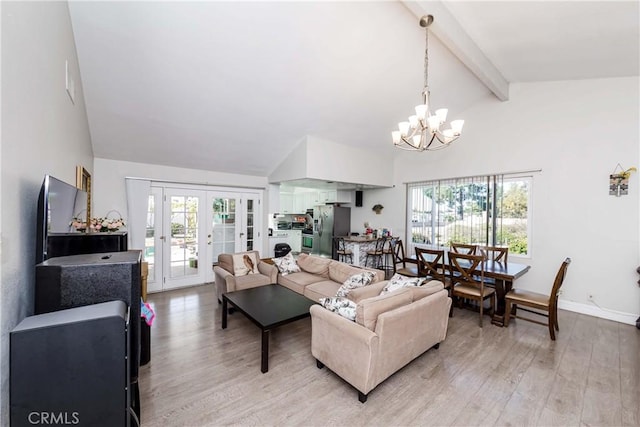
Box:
[392,15,464,151]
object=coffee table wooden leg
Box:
[261,329,269,373]
[222,297,228,329]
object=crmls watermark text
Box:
[28,412,80,425]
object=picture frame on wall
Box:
[76,166,92,225]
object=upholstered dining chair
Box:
[504,258,571,340]
[478,245,509,262]
[392,240,419,277]
[450,243,478,255]
[448,252,495,327]
[333,237,353,264]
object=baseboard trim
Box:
[558,299,638,326]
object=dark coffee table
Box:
[221,284,315,373]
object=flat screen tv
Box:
[35,175,88,264]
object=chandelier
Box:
[392,15,464,151]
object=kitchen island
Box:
[339,236,383,267]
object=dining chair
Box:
[333,237,353,264]
[365,237,386,269]
[450,243,478,255]
[448,252,495,327]
[504,258,571,340]
[415,247,448,284]
[478,245,509,263]
[392,240,420,277]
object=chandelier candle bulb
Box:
[392,131,401,144]
[451,120,465,134]
[399,121,410,136]
[415,105,428,120]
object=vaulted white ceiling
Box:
[68,1,639,178]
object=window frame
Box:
[406,173,533,260]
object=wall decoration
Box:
[609,164,636,197]
[76,166,92,227]
[372,204,384,214]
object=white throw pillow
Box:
[232,253,259,276]
[335,271,376,298]
[272,252,301,275]
[380,273,425,295]
[319,297,357,321]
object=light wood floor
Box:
[139,284,640,426]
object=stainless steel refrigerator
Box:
[312,205,351,259]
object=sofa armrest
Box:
[347,281,387,304]
[214,265,237,292]
[374,290,451,380]
[310,305,379,395]
[258,261,278,283]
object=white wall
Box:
[0,1,93,421]
[368,77,640,323]
[93,158,269,251]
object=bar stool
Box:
[365,237,386,269]
[333,237,353,264]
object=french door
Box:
[145,185,262,293]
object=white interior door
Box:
[163,188,207,290]
[205,191,262,282]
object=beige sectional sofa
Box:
[277,253,384,301]
[215,252,452,402]
[311,280,452,402]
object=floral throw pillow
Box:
[272,252,301,276]
[335,271,376,298]
[319,297,357,321]
[380,273,425,295]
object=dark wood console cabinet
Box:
[46,232,127,259]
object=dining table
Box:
[414,249,531,327]
[473,260,531,326]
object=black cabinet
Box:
[11,301,131,426]
[46,232,127,259]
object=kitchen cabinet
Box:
[318,190,352,204]
[279,193,293,214]
[293,193,307,213]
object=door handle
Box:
[239,232,245,237]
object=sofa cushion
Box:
[355,288,413,331]
[278,271,324,294]
[296,254,331,278]
[335,271,376,298]
[218,250,261,275]
[232,252,259,276]
[319,297,357,321]
[272,252,300,275]
[380,273,424,295]
[410,280,445,301]
[329,261,368,284]
[233,273,273,291]
[304,280,342,302]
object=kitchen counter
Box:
[336,235,384,267]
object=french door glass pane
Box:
[170,196,199,278]
[212,198,237,260]
[246,199,254,251]
[145,194,156,282]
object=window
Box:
[407,174,531,257]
